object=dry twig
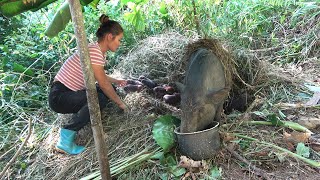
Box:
[0,118,32,179]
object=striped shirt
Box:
[54,42,105,91]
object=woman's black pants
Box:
[48,81,108,131]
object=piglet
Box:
[153,86,166,99]
[163,93,181,105]
[127,79,143,85]
[124,84,143,93]
[163,85,175,95]
[139,76,156,89]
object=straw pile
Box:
[115,32,197,83]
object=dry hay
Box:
[115,32,198,83]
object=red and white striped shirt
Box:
[54,42,105,91]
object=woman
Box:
[49,14,127,155]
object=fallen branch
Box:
[225,145,272,180]
[0,118,32,179]
[233,133,320,168]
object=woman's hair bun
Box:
[99,14,109,24]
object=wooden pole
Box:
[67,0,111,179]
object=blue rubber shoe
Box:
[56,128,85,155]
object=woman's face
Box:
[107,33,123,52]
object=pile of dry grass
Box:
[115,32,198,83]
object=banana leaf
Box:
[0,0,57,17]
[44,1,71,38]
[0,0,93,17]
[44,0,94,38]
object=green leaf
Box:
[296,143,310,158]
[123,3,146,31]
[252,111,265,116]
[20,162,27,169]
[159,173,169,180]
[45,1,71,38]
[150,151,164,160]
[0,45,9,53]
[170,165,186,177]
[267,114,284,126]
[278,110,286,119]
[209,166,222,180]
[89,0,100,8]
[159,2,168,14]
[161,153,176,166]
[121,0,147,5]
[13,63,34,76]
[152,115,180,151]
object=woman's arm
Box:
[106,74,126,87]
[92,64,127,110]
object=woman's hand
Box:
[116,79,127,87]
[118,101,129,112]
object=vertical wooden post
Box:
[67,0,111,179]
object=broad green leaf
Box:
[296,143,310,158]
[124,3,146,31]
[152,115,180,151]
[13,63,34,76]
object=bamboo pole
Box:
[67,0,111,179]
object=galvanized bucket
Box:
[174,122,220,160]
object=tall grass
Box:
[165,0,319,60]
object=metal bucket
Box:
[174,122,220,160]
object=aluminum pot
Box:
[174,122,220,160]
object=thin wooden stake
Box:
[67,0,111,179]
